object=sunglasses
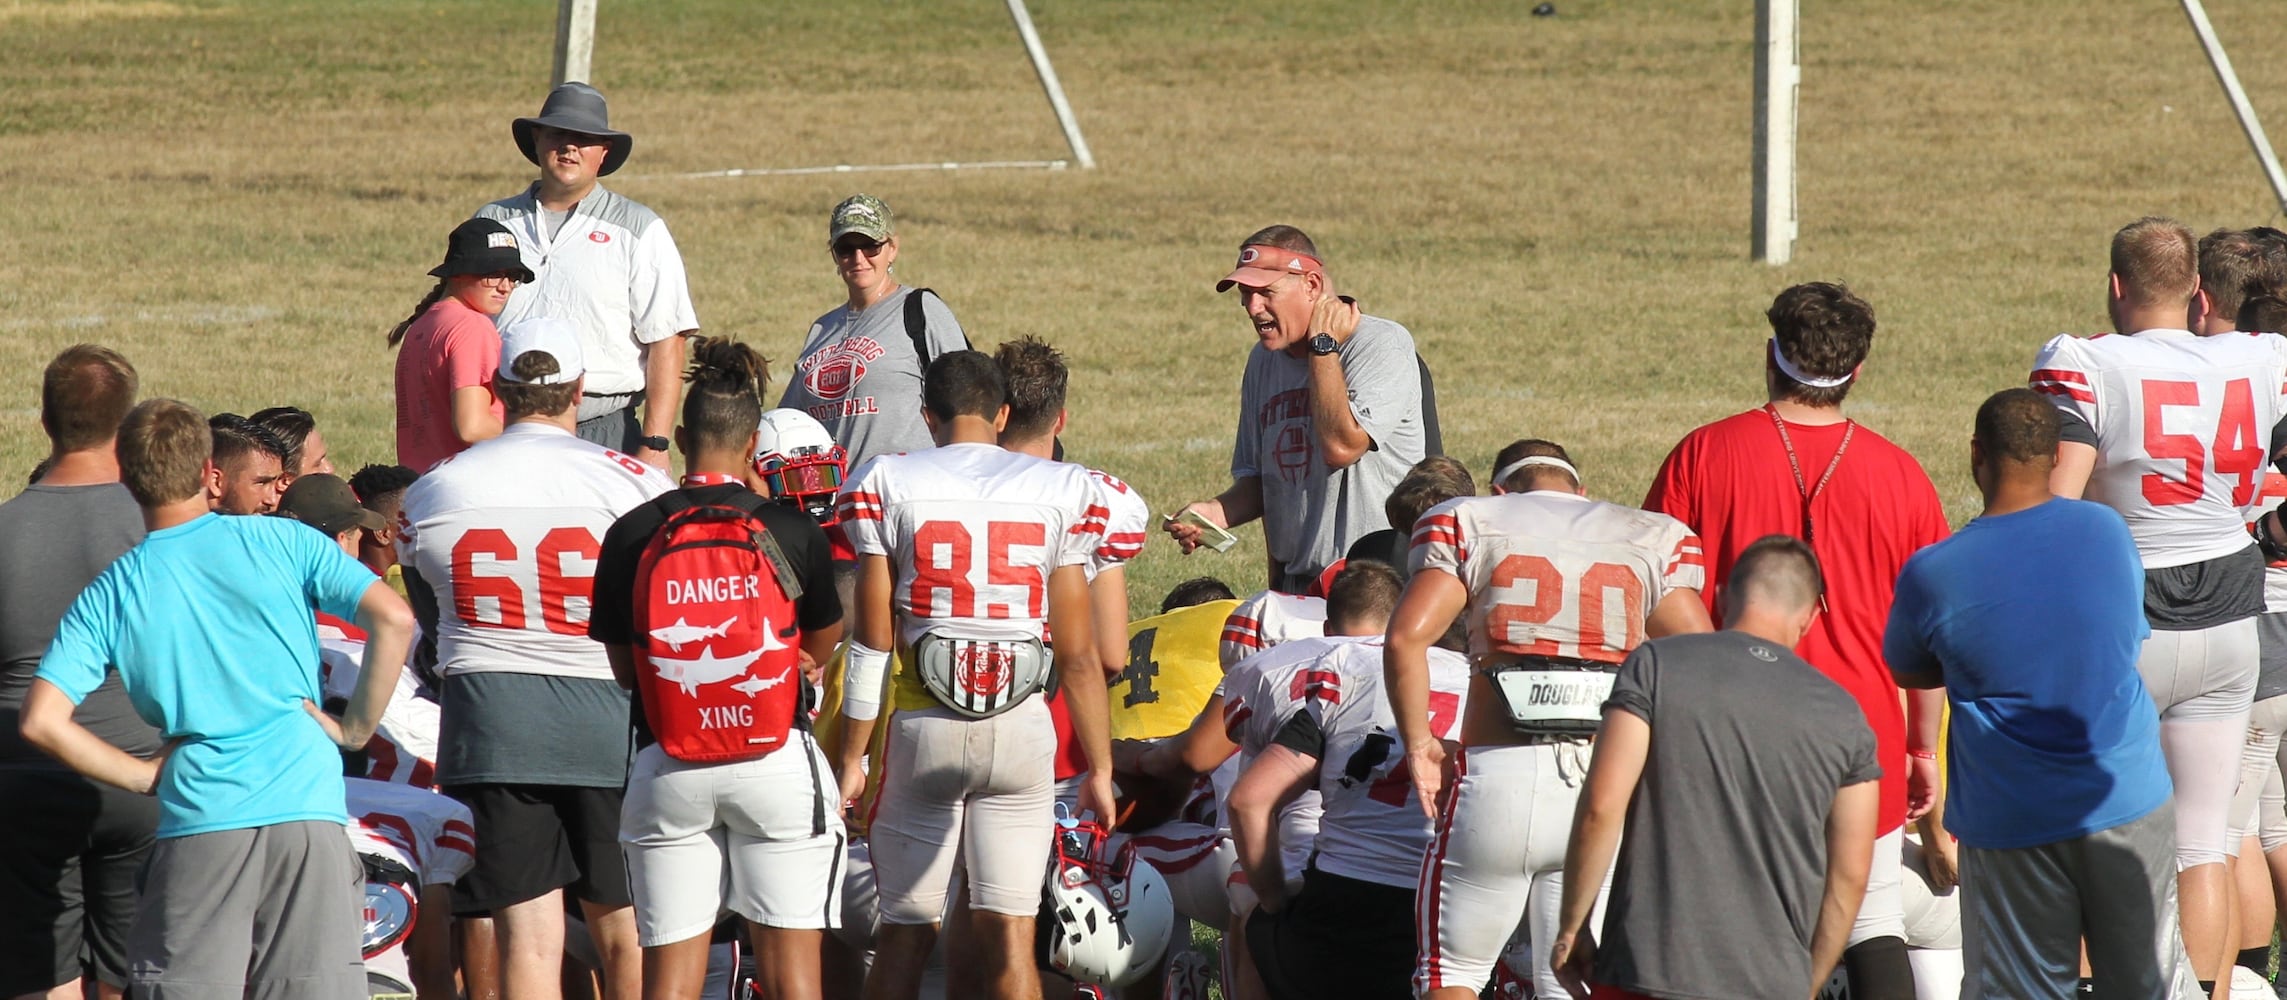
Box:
[832,239,887,259]
[473,272,526,287]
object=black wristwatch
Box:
[639,434,671,452]
[1308,332,1340,356]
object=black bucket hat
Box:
[513,82,633,177]
[429,218,537,283]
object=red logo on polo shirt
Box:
[588,231,611,244]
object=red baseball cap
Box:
[1217,244,1324,293]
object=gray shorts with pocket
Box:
[129,820,364,1000]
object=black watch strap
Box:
[640,434,671,452]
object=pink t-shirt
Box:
[394,297,503,472]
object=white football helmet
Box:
[752,408,848,525]
[1042,813,1176,988]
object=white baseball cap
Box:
[497,317,585,385]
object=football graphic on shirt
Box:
[800,337,888,402]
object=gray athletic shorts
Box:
[129,820,365,1000]
[1960,803,2200,1000]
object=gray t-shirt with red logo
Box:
[1232,313,1424,585]
[778,286,967,471]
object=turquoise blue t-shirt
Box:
[1884,497,2171,850]
[37,513,377,838]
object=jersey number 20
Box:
[1486,555,1644,663]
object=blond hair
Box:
[118,399,212,507]
[2112,216,2200,306]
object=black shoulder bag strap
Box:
[903,287,969,363]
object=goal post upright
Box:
[553,1,1100,178]
[553,0,598,85]
[1005,0,1096,170]
[1751,0,1799,265]
[2179,0,2287,217]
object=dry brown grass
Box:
[5,0,2287,608]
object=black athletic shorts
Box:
[445,783,631,914]
[0,768,158,994]
[1245,865,1417,1000]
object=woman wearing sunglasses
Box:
[390,217,532,472]
[777,193,970,472]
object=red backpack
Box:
[632,492,811,765]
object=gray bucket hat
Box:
[513,82,633,177]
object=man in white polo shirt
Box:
[477,82,697,469]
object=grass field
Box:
[6,0,2287,611]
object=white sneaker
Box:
[2233,965,2279,1000]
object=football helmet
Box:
[753,408,847,526]
[1042,810,1176,988]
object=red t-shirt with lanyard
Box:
[1643,406,1951,834]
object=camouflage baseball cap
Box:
[830,194,895,243]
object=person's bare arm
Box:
[410,884,456,999]
[1904,688,1944,820]
[836,554,896,795]
[1386,569,1468,817]
[1090,566,1131,679]
[635,332,690,469]
[21,680,167,794]
[2049,441,2096,499]
[802,620,846,676]
[449,385,502,447]
[603,644,636,691]
[1138,693,1239,780]
[1558,709,1648,934]
[1809,780,1880,997]
[307,581,415,749]
[1916,795,1959,892]
[1048,564,1118,825]
[1645,588,1713,638]
[1167,477,1266,552]
[1227,743,1318,914]
[1303,296,1371,468]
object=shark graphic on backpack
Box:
[633,492,812,762]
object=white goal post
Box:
[1754,0,2287,264]
[552,0,1098,178]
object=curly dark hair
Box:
[1767,282,1875,407]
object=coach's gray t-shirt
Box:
[1594,630,1881,1000]
[0,483,162,765]
[1232,314,1425,584]
[779,286,967,471]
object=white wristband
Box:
[842,640,890,722]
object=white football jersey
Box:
[1219,591,1329,670]
[399,423,672,681]
[2032,331,2287,568]
[1216,634,1371,884]
[317,619,442,788]
[1085,468,1150,580]
[1410,491,1705,664]
[837,442,1102,647]
[1296,637,1471,890]
[2248,471,2287,613]
[345,778,475,993]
